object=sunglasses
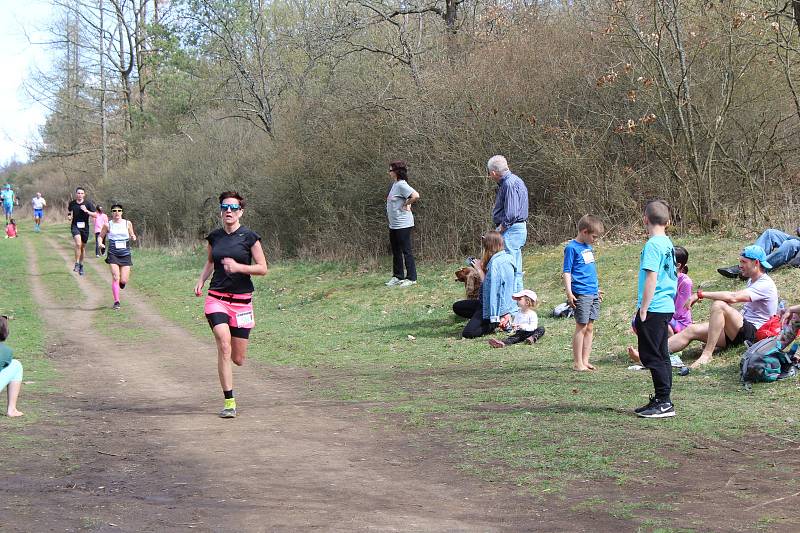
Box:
[111,209,122,213]
[220,203,241,211]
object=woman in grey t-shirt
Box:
[385,160,420,287]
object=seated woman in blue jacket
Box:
[452,230,517,338]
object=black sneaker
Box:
[112,301,121,310]
[73,262,80,272]
[636,399,675,418]
[717,265,741,279]
[78,264,85,276]
[634,395,658,414]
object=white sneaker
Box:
[669,353,685,368]
[397,279,417,287]
[385,277,401,286]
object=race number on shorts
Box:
[76,221,86,229]
[235,310,254,328]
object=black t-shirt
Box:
[207,226,262,294]
[68,200,95,229]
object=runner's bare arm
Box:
[127,220,137,241]
[221,241,268,276]
[98,224,109,250]
[194,244,215,296]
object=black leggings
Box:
[205,312,252,339]
[501,327,545,345]
[389,227,417,281]
[95,232,102,256]
[453,299,497,338]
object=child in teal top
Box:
[633,200,677,419]
[0,316,24,417]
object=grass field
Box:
[3,223,799,530]
[125,231,800,495]
[0,227,58,432]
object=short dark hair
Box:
[644,199,670,226]
[577,214,604,234]
[219,191,245,209]
[75,186,85,194]
[389,160,408,181]
[0,315,8,342]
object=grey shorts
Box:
[574,294,600,324]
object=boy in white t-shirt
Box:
[489,289,545,348]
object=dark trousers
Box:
[389,227,417,281]
[453,299,496,338]
[95,232,102,256]
[634,311,673,402]
[503,327,545,345]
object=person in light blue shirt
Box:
[488,156,528,293]
[1,184,15,224]
[633,200,678,419]
[454,231,516,338]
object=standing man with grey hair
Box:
[487,155,528,293]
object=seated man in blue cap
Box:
[718,227,800,278]
[666,246,778,368]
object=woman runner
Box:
[98,204,137,310]
[194,191,268,419]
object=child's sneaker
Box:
[636,398,675,418]
[397,279,417,287]
[385,277,401,286]
[669,353,685,367]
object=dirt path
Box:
[2,237,615,532]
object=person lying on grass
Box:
[488,289,545,348]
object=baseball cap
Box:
[740,245,772,270]
[512,289,538,302]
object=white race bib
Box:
[114,240,127,250]
[581,249,595,264]
[76,221,86,229]
[235,310,254,328]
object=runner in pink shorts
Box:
[194,191,268,419]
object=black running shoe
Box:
[717,265,741,279]
[73,262,80,272]
[634,395,658,414]
[637,399,675,418]
[112,301,121,310]
[78,264,85,276]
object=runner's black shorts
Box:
[71,226,90,244]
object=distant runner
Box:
[31,192,47,232]
[66,187,96,276]
[98,204,137,310]
[194,191,268,419]
[1,184,15,224]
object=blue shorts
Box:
[2,203,12,216]
[34,208,43,218]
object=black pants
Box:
[95,232,102,256]
[389,227,417,281]
[634,311,673,402]
[453,299,496,338]
[502,327,545,345]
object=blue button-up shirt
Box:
[492,171,528,229]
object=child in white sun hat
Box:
[489,289,545,348]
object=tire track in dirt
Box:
[4,235,605,532]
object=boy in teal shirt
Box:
[633,200,677,418]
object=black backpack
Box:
[740,337,797,386]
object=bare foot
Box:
[585,363,596,371]
[690,354,713,369]
[488,338,506,348]
[573,365,590,372]
[6,409,23,417]
[626,346,641,364]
